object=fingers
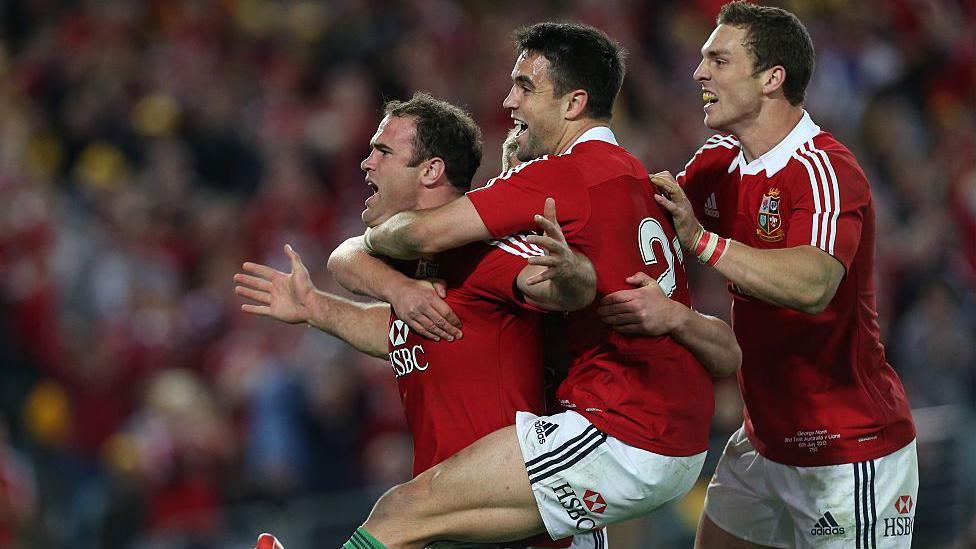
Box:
[532,214,564,242]
[234,273,273,292]
[403,306,463,342]
[524,234,565,255]
[524,269,555,286]
[235,285,270,304]
[599,289,639,306]
[429,300,463,332]
[625,272,653,287]
[650,172,684,200]
[543,197,557,223]
[283,243,303,272]
[430,278,449,299]
[600,312,642,326]
[407,312,460,342]
[654,193,680,215]
[596,300,639,317]
[242,262,279,279]
[403,318,443,342]
[526,254,564,267]
[241,303,271,316]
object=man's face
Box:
[693,24,765,133]
[360,115,425,227]
[503,51,566,162]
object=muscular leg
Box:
[363,425,545,549]
[695,514,778,549]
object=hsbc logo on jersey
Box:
[389,320,410,346]
[388,319,429,378]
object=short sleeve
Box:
[467,158,590,240]
[786,147,869,271]
[470,236,550,313]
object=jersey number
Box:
[638,218,683,297]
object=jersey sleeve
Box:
[472,236,550,313]
[786,146,869,271]
[466,158,591,240]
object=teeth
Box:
[703,92,717,104]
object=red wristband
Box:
[694,228,730,266]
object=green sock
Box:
[342,527,388,549]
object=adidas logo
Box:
[704,192,720,218]
[534,420,558,444]
[810,511,845,536]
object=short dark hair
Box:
[718,1,815,106]
[513,22,626,120]
[384,92,483,191]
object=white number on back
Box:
[637,218,683,297]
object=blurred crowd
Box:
[0,0,972,547]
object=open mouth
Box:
[513,119,528,136]
[366,181,378,195]
[703,91,718,107]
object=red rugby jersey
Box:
[468,128,714,457]
[388,237,547,476]
[678,112,915,466]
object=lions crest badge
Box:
[757,187,784,242]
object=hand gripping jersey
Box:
[468,127,714,457]
[677,111,915,466]
[387,237,548,476]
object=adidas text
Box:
[534,420,558,444]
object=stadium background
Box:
[0,0,972,547]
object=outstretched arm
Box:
[598,273,741,377]
[364,197,491,259]
[517,198,596,312]
[234,244,389,357]
[651,171,844,315]
[328,236,461,341]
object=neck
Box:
[417,185,463,210]
[732,103,804,162]
[554,119,608,155]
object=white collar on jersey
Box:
[562,126,619,154]
[729,110,821,177]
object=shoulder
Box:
[788,133,870,201]
[678,134,740,179]
[476,153,581,192]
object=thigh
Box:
[701,428,795,548]
[781,440,918,549]
[696,513,785,549]
[367,424,545,546]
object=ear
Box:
[420,157,446,188]
[761,65,787,97]
[564,89,589,120]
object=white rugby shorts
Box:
[515,410,705,539]
[704,426,918,548]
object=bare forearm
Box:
[518,252,596,312]
[713,242,842,314]
[367,197,492,259]
[367,212,428,260]
[305,290,390,358]
[670,306,741,377]
[328,236,406,302]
